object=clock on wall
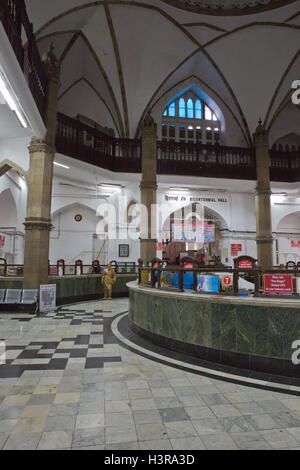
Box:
[74,214,82,222]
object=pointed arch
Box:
[0,160,27,180]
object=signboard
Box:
[231,244,242,256]
[197,275,219,293]
[264,274,293,295]
[291,240,300,247]
[238,259,253,269]
[221,274,233,289]
[172,223,215,243]
[157,242,162,251]
[39,284,56,312]
[0,236,5,247]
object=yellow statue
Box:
[102,264,116,300]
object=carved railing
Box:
[270,148,300,182]
[56,113,142,172]
[0,0,47,118]
[55,113,300,182]
[157,140,256,179]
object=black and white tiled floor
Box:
[0,299,300,450]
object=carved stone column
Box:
[254,119,273,269]
[140,113,157,263]
[23,44,60,289]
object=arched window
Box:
[168,102,175,117]
[187,99,194,119]
[179,98,186,118]
[195,100,201,120]
[161,89,221,145]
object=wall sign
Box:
[119,244,129,258]
[0,236,5,246]
[238,259,253,269]
[231,244,242,256]
[291,240,300,247]
[264,274,293,295]
[39,284,56,312]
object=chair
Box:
[0,289,6,304]
[21,290,38,305]
[4,289,22,304]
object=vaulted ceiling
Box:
[25,0,300,144]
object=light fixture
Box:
[0,74,28,128]
[168,187,190,192]
[54,162,70,169]
[100,184,122,191]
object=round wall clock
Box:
[75,214,83,222]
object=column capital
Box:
[253,118,268,146]
[42,43,61,83]
[140,181,158,190]
[24,217,52,231]
[142,112,157,136]
[28,138,55,155]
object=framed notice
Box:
[263,274,293,295]
[39,284,56,312]
[119,244,129,258]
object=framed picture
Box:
[119,244,129,258]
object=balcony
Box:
[56,112,300,182]
[0,0,47,118]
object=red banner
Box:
[264,274,293,294]
[0,236,5,246]
[291,240,300,247]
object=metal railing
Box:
[138,264,300,299]
[0,260,138,277]
[0,0,47,118]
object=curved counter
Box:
[128,281,300,378]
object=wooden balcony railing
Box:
[56,112,142,173]
[56,113,300,182]
[0,0,47,118]
[157,140,256,179]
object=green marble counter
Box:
[128,281,300,377]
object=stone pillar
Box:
[254,119,273,269]
[23,44,60,289]
[140,113,157,263]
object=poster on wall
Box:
[172,223,215,243]
[263,274,293,295]
[197,275,219,293]
[39,284,56,312]
[231,244,242,256]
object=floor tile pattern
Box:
[0,299,300,450]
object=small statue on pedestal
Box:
[102,263,116,300]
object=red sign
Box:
[223,275,232,286]
[0,236,5,246]
[183,262,193,269]
[231,244,242,256]
[291,240,300,247]
[264,274,293,294]
[238,259,253,269]
[157,242,162,251]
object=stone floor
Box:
[0,298,300,450]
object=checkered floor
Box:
[0,299,300,450]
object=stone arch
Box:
[0,159,27,181]
[276,210,300,232]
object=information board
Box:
[172,223,215,243]
[197,275,219,293]
[39,284,56,312]
[263,274,293,295]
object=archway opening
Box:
[162,203,227,265]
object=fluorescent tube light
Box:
[54,162,70,169]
